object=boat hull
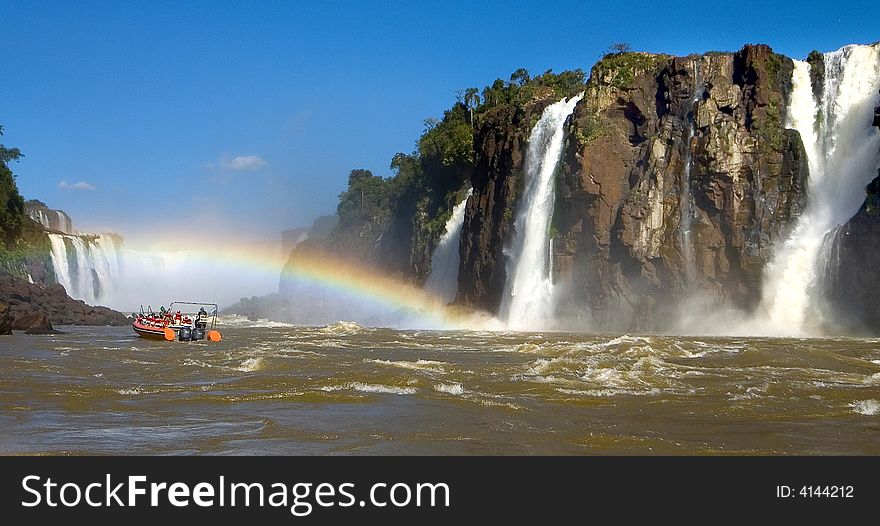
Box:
[132,321,175,340]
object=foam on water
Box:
[320,383,417,395]
[235,357,265,372]
[851,399,879,416]
[367,359,446,373]
[318,321,367,335]
[434,383,465,395]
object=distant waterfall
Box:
[501,94,583,330]
[425,188,472,303]
[47,233,284,312]
[27,206,75,234]
[48,233,122,305]
[759,45,880,335]
[30,209,50,229]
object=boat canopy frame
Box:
[169,301,219,331]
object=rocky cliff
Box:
[0,271,128,327]
[457,45,808,330]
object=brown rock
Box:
[0,302,12,335]
[13,311,62,334]
[0,271,129,326]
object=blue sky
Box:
[2,0,878,243]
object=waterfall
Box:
[679,61,703,287]
[424,188,472,303]
[48,233,121,305]
[759,44,880,335]
[501,93,583,330]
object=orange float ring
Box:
[163,328,176,341]
[207,330,222,342]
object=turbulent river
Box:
[1,320,879,455]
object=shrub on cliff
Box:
[0,125,26,248]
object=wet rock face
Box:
[551,45,808,331]
[0,271,129,327]
[457,45,808,330]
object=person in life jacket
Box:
[195,307,208,329]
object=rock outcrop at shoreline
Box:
[0,271,129,329]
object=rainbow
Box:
[278,249,456,327]
[136,241,470,327]
[66,234,492,328]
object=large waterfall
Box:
[759,44,880,335]
[500,94,583,330]
[48,233,121,305]
[424,188,472,304]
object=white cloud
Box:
[220,155,267,171]
[59,180,96,191]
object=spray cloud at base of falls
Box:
[424,188,473,304]
[756,44,880,336]
[500,93,583,331]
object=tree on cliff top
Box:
[607,42,633,55]
[0,126,26,248]
[335,169,391,235]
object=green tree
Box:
[335,169,389,230]
[463,87,480,125]
[510,67,531,87]
[0,126,26,247]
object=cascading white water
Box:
[501,93,583,330]
[759,44,880,335]
[48,233,120,305]
[424,188,473,304]
[29,209,50,229]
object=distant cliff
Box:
[25,199,75,234]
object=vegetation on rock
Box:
[0,125,26,248]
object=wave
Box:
[434,383,465,395]
[319,382,416,395]
[219,315,294,328]
[851,399,879,416]
[367,359,446,373]
[318,321,367,335]
[234,357,265,372]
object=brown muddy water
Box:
[1,321,879,455]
